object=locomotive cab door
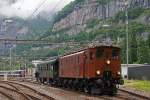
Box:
[84,49,90,78]
[84,49,97,78]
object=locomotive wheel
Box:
[62,79,68,88]
[71,80,78,90]
[73,82,78,90]
[90,86,103,95]
[109,86,117,96]
[58,80,62,87]
[79,83,84,92]
[39,78,42,83]
[83,85,89,93]
[68,80,73,89]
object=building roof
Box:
[121,64,150,68]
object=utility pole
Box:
[124,0,129,79]
[10,48,12,68]
[3,19,13,80]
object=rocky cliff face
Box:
[0,18,29,39]
[52,0,150,35]
[0,14,51,55]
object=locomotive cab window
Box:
[96,49,104,58]
[112,49,119,58]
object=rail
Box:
[0,81,54,100]
[119,88,150,100]
[0,85,32,100]
[0,90,15,100]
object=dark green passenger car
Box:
[36,59,58,83]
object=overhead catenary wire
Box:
[49,0,63,15]
[26,0,48,19]
[2,0,103,46]
[1,0,87,69]
[13,0,64,43]
[26,0,63,19]
[17,0,64,40]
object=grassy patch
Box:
[124,80,150,93]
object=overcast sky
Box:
[0,0,74,19]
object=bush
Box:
[86,19,100,28]
[97,0,112,4]
[114,8,145,22]
[54,0,85,23]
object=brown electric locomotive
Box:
[35,45,124,95]
[59,45,124,94]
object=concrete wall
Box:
[128,65,150,80]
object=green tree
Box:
[120,38,127,64]
[54,0,85,23]
[97,0,112,4]
[147,33,150,48]
[130,33,138,63]
[138,38,150,63]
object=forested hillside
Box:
[2,0,150,70]
[41,0,150,64]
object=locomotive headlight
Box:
[96,70,101,75]
[117,71,121,75]
[106,60,111,64]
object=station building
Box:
[121,64,150,80]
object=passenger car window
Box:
[96,49,104,58]
[47,64,49,70]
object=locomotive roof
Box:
[0,70,24,73]
[61,45,120,57]
[36,59,57,65]
[89,45,120,49]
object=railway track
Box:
[0,90,16,100]
[0,82,41,100]
[0,84,32,100]
[0,81,54,100]
[2,80,150,100]
[118,88,150,100]
[18,79,150,100]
